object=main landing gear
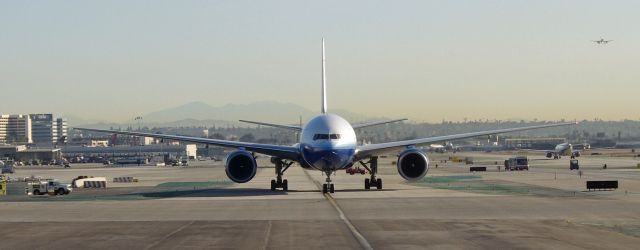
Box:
[322,171,335,194]
[270,158,293,191]
[359,156,382,190]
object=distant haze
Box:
[1,1,638,123]
[140,101,372,124]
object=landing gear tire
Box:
[271,179,288,191]
[329,184,335,193]
[359,157,382,191]
[271,157,293,191]
[322,184,328,193]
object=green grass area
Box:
[582,222,640,238]
[412,175,593,197]
[418,175,482,183]
[610,224,640,237]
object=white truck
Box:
[28,180,72,195]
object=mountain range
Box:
[70,101,377,128]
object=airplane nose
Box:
[327,151,342,163]
[318,151,341,169]
[302,146,354,171]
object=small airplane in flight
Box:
[77,39,576,193]
[592,38,613,44]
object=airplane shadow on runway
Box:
[326,188,400,192]
[127,187,401,199]
[134,188,288,198]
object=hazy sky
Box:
[1,1,638,123]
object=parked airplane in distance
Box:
[593,37,613,44]
[76,39,577,193]
[426,142,456,153]
[544,142,581,159]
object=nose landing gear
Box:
[322,171,335,193]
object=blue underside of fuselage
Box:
[300,144,355,171]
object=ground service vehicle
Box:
[1,159,15,174]
[346,167,366,175]
[1,165,14,174]
[28,180,72,195]
[0,177,6,196]
[504,156,529,171]
[570,160,579,170]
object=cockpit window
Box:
[313,134,329,140]
[313,134,341,140]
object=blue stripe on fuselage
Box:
[300,144,355,171]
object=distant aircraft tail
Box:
[321,38,327,114]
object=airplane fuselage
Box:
[299,113,357,172]
[554,143,572,155]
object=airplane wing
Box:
[352,119,408,129]
[239,120,302,131]
[355,122,576,159]
[74,128,301,160]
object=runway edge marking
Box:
[303,169,374,250]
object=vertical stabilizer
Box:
[321,38,327,114]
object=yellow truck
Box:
[0,175,7,196]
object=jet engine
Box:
[397,149,429,181]
[225,150,257,183]
[546,152,554,158]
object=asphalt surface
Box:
[1,151,640,249]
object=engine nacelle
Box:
[397,149,429,181]
[225,150,257,183]
[546,152,554,158]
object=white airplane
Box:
[593,38,613,44]
[76,39,576,193]
[544,142,581,159]
[426,142,455,153]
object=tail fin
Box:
[321,38,327,114]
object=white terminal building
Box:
[0,114,67,146]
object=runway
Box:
[2,152,640,249]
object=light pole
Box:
[134,116,143,163]
[134,116,143,131]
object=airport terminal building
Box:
[0,145,62,163]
